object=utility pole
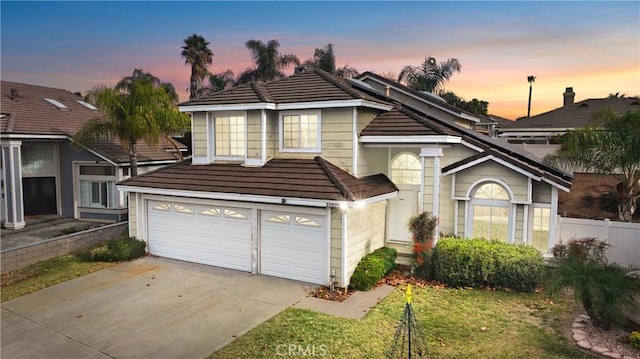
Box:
[527,75,536,118]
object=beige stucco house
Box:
[118,70,571,287]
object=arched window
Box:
[391,153,421,185]
[470,182,511,242]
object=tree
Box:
[181,34,213,100]
[204,69,235,94]
[544,109,640,221]
[300,43,359,78]
[236,39,299,84]
[116,68,179,104]
[398,56,461,93]
[439,91,489,115]
[74,74,189,176]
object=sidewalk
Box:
[294,284,396,319]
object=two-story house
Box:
[118,70,571,287]
[1,81,185,230]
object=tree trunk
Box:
[129,138,138,177]
[581,296,602,328]
[618,196,636,222]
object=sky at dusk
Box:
[1,1,639,119]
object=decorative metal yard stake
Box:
[387,285,429,358]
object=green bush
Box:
[432,238,544,292]
[630,331,640,349]
[349,247,397,291]
[91,236,146,262]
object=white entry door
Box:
[387,152,422,242]
[147,200,252,271]
[260,211,327,284]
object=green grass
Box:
[209,286,593,359]
[1,255,115,302]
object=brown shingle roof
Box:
[180,69,391,107]
[119,157,397,202]
[360,107,456,136]
[1,81,184,164]
[504,97,640,129]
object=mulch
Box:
[310,265,444,302]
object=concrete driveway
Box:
[1,257,315,359]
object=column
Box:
[1,141,25,229]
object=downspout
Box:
[341,209,348,290]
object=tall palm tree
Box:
[74,76,189,176]
[204,69,235,94]
[236,39,299,84]
[335,65,359,79]
[181,34,214,100]
[544,109,640,221]
[300,43,359,78]
[398,56,461,93]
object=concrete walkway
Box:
[294,285,396,319]
[1,257,314,359]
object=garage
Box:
[260,210,327,284]
[147,200,252,271]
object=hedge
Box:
[432,237,544,292]
[90,236,147,262]
[349,247,397,291]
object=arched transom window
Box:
[471,182,511,242]
[391,153,421,185]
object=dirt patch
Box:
[559,173,639,222]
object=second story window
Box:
[213,113,245,157]
[280,110,321,152]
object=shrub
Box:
[408,212,438,279]
[432,237,544,292]
[91,236,146,262]
[349,247,397,291]
[630,331,640,349]
[547,237,640,330]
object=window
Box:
[78,164,118,209]
[470,182,512,242]
[214,114,245,157]
[531,206,551,252]
[391,153,421,185]
[280,111,320,152]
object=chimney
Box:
[563,87,575,106]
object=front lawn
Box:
[209,286,593,358]
[1,255,115,302]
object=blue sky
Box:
[2,1,639,118]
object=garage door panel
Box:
[261,211,327,284]
[148,201,251,272]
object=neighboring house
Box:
[118,70,571,287]
[0,81,185,229]
[498,87,640,159]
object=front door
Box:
[387,152,422,242]
[23,177,57,215]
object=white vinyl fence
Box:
[557,217,640,267]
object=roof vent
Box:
[44,98,68,109]
[10,89,18,101]
[578,103,588,108]
[631,101,639,106]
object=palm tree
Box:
[398,56,461,93]
[335,65,359,79]
[181,34,214,100]
[300,43,359,78]
[74,75,189,176]
[544,109,640,221]
[116,68,179,104]
[236,39,299,84]
[204,69,235,94]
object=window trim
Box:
[209,111,247,161]
[75,163,119,210]
[390,152,422,185]
[529,203,552,253]
[278,109,322,153]
[465,180,515,243]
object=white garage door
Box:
[147,200,251,271]
[261,211,327,284]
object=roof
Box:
[180,69,392,108]
[502,97,640,130]
[359,102,572,190]
[356,71,483,123]
[119,157,398,202]
[1,81,185,164]
[487,114,514,128]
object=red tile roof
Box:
[119,157,398,202]
[1,81,184,164]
